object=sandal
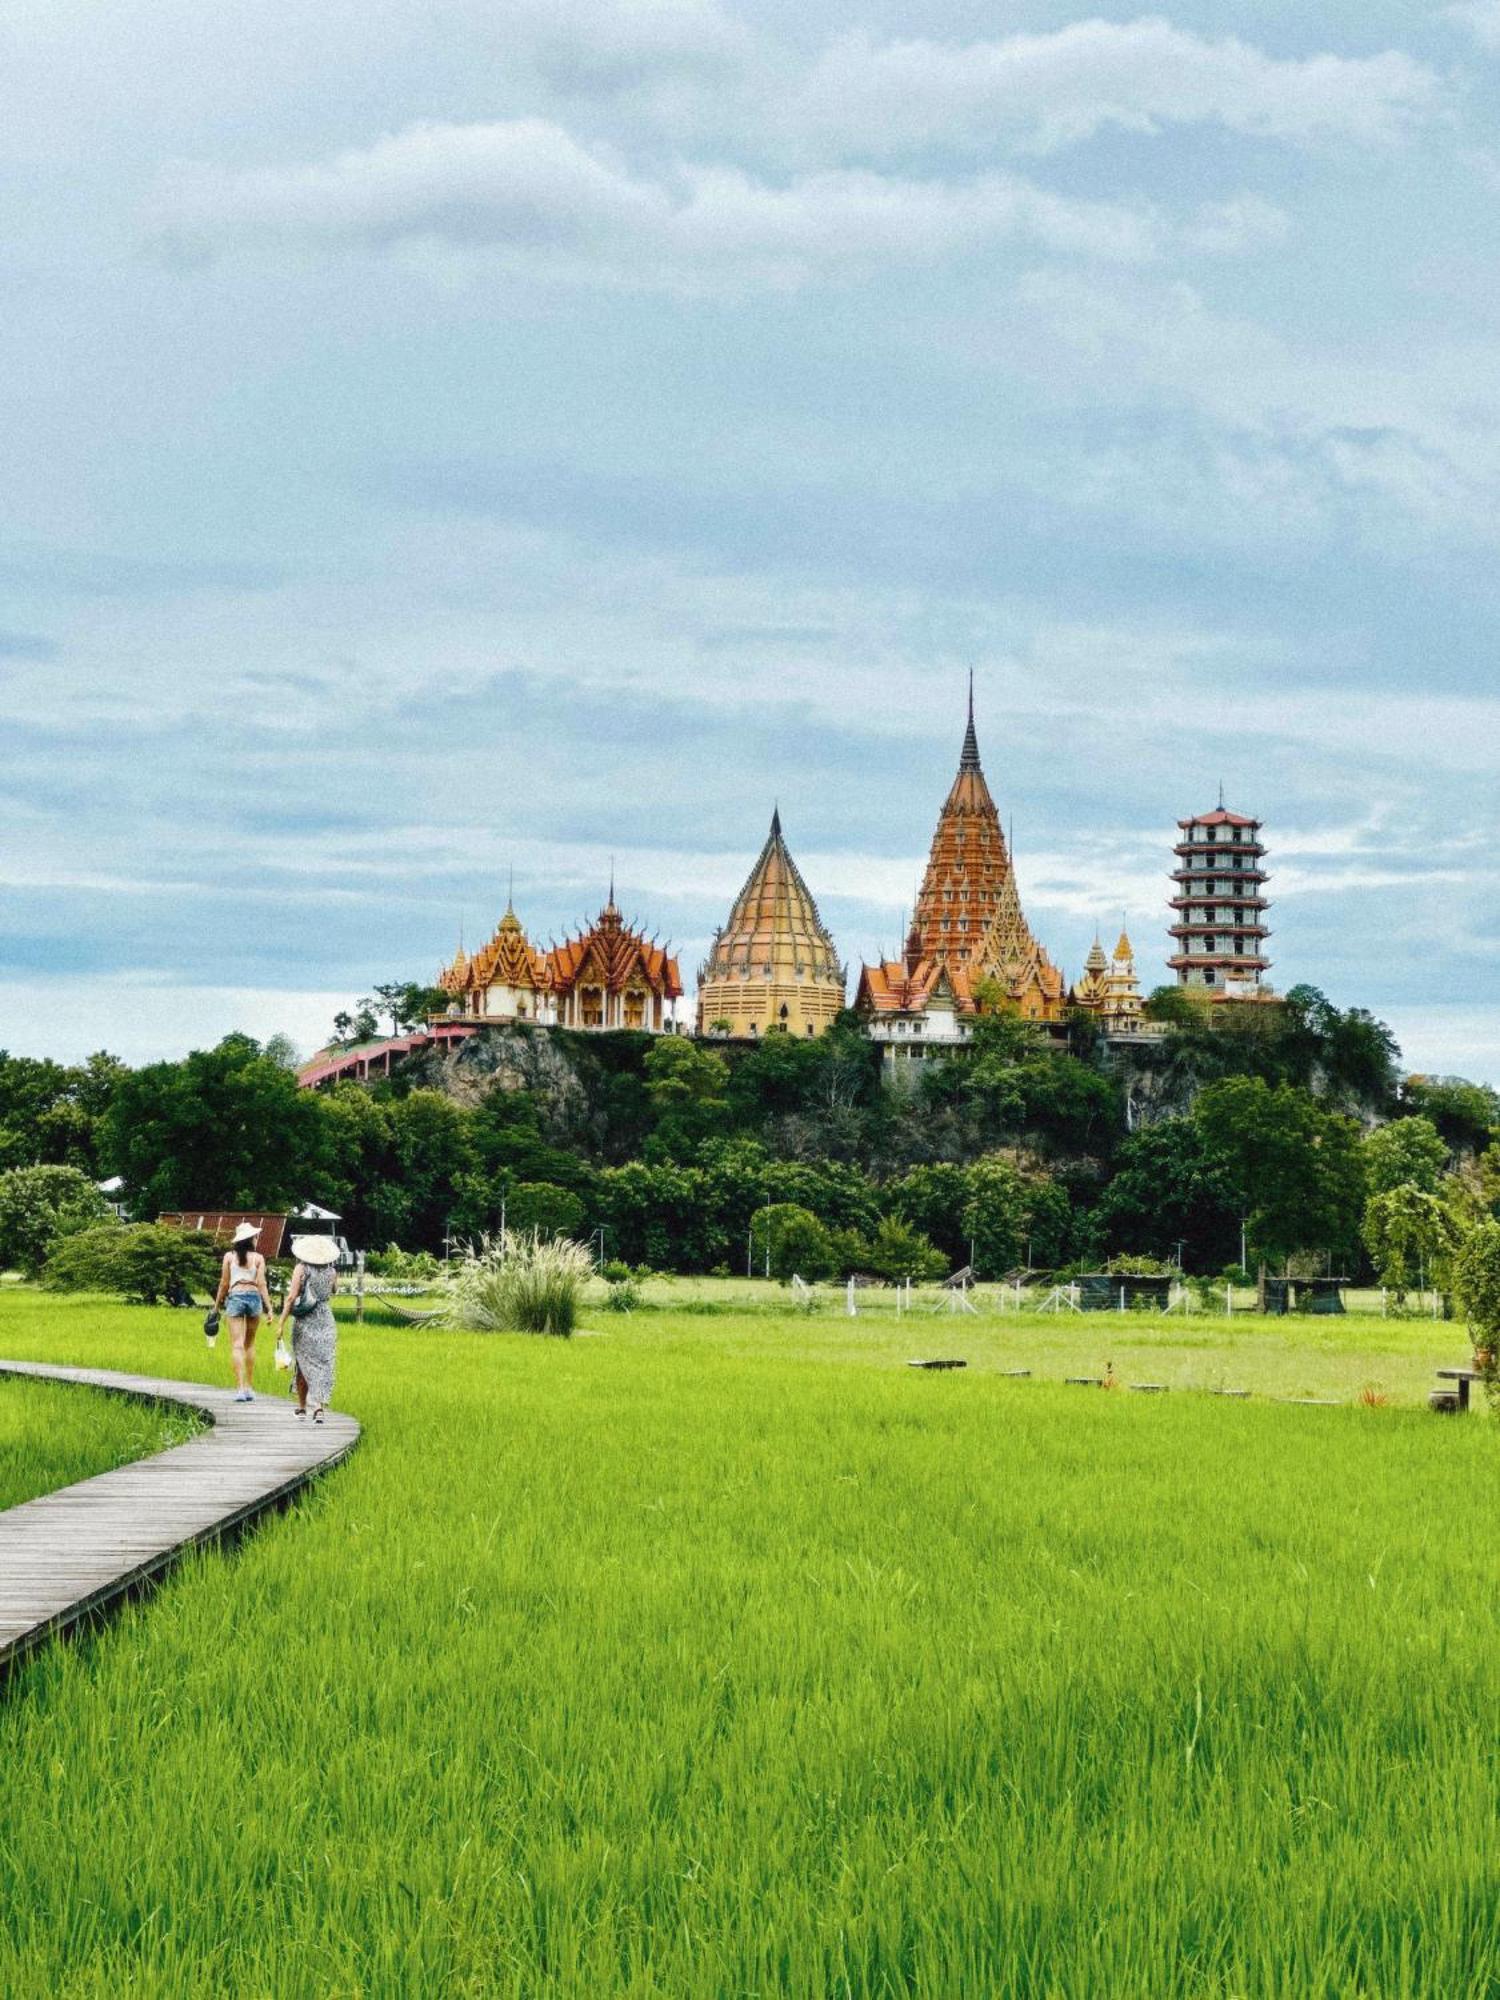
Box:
[312,1405,326,1424]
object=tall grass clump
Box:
[444,1230,593,1337]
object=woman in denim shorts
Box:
[213,1222,272,1402]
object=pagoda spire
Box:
[960,669,980,772]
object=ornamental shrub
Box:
[43,1223,220,1302]
[445,1232,593,1337]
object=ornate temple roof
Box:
[855,954,973,1017]
[439,904,549,998]
[545,894,683,1000]
[698,809,845,992]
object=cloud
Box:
[0,630,58,661]
[786,21,1439,160]
[0,976,346,1068]
[1448,1,1500,53]
[496,0,750,92]
[153,116,1176,285]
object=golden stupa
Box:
[697,809,846,1038]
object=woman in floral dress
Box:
[278,1235,341,1423]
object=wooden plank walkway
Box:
[0,1360,359,1674]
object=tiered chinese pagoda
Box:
[696,809,846,1038]
[1168,806,1273,1000]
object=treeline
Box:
[0,992,1496,1287]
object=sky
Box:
[3,0,1499,1077]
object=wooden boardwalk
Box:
[0,1360,359,1674]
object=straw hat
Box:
[291,1235,340,1267]
[231,1221,260,1246]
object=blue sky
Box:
[3,0,1499,1075]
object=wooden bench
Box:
[1433,1367,1483,1413]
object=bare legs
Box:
[294,1364,308,1414]
[230,1314,260,1393]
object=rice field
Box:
[1,1288,1496,1997]
[0,1369,195,1511]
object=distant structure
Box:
[1168,806,1272,1000]
[439,902,555,1025]
[857,684,1065,1063]
[696,810,846,1039]
[440,887,682,1033]
[1071,927,1155,1039]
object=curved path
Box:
[0,1360,359,1674]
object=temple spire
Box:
[960,670,980,772]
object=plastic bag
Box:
[274,1338,293,1372]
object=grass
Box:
[0,1287,1496,1996]
[0,1370,196,1511]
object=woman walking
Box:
[214,1222,272,1402]
[278,1235,340,1423]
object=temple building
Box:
[544,892,683,1032]
[1168,805,1273,1000]
[1070,928,1154,1038]
[857,685,1066,1058]
[439,887,682,1033]
[696,809,846,1038]
[439,903,556,1025]
[855,923,976,1073]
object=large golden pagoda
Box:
[912,684,1065,1020]
[696,809,846,1038]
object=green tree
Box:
[0,1049,127,1174]
[961,1157,1030,1275]
[1195,1077,1365,1280]
[388,1090,477,1251]
[1402,1076,1500,1156]
[599,1160,706,1270]
[101,1035,327,1217]
[0,1165,111,1275]
[643,1037,730,1158]
[1363,1117,1447,1197]
[751,1202,836,1281]
[1089,1119,1242,1272]
[315,1085,406,1247]
[863,1215,947,1283]
[1453,1219,1500,1382]
[503,1182,587,1242]
[888,1163,970,1264]
[1362,1184,1461,1305]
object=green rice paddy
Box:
[0,1369,193,1512]
[1,1288,1496,1997]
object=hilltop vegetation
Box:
[0,990,1495,1284]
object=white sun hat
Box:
[232,1221,260,1245]
[291,1235,340,1267]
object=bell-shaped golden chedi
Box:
[696,809,847,1038]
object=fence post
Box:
[1225,1284,1232,1318]
[846,1276,857,1318]
[355,1249,365,1325]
